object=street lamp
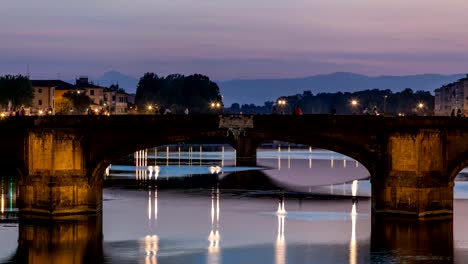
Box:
[417,102,424,116]
[383,95,388,115]
[277,99,287,114]
[350,99,358,115]
[210,101,222,113]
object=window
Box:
[112,95,116,101]
[38,100,42,106]
[90,90,94,96]
[38,88,42,93]
[119,97,125,103]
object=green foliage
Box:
[0,75,33,108]
[135,73,222,113]
[63,91,92,114]
[55,97,74,115]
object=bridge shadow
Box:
[219,169,285,190]
[370,215,453,262]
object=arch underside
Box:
[89,128,377,184]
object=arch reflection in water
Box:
[276,196,286,264]
[208,188,221,264]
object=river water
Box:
[1,145,468,263]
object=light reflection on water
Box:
[3,147,468,263]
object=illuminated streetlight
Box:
[418,102,424,109]
[349,99,358,115]
[277,99,287,114]
[210,101,222,113]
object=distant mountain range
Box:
[78,71,466,105]
[218,72,466,106]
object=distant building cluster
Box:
[30,77,130,115]
[435,75,468,116]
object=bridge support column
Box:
[234,137,258,167]
[19,130,101,218]
[372,131,453,218]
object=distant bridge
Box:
[1,114,468,219]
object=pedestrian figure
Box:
[272,105,278,115]
[330,105,336,115]
[87,107,93,115]
[294,105,303,115]
[184,107,189,115]
[457,109,463,117]
[451,109,455,117]
[362,107,369,115]
[20,107,25,116]
[373,106,378,115]
[159,105,165,115]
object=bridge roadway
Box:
[1,114,468,219]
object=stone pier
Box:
[234,137,258,167]
[372,130,453,218]
[18,130,101,218]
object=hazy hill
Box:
[218,72,466,105]
[94,71,139,93]
[67,71,465,105]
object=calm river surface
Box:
[2,145,468,263]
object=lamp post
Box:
[417,102,424,116]
[350,99,358,115]
[210,101,222,114]
[383,95,388,115]
[277,99,287,115]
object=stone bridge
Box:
[1,115,468,219]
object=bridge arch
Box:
[252,134,378,178]
[89,131,234,185]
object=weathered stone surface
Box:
[3,115,468,219]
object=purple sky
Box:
[1,0,468,80]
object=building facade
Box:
[103,87,129,114]
[31,80,76,115]
[434,75,468,116]
[75,77,105,112]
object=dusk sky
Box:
[1,0,468,80]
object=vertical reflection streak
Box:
[350,201,357,264]
[221,146,225,167]
[208,188,220,263]
[276,197,286,264]
[277,145,281,171]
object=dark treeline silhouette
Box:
[0,75,33,110]
[135,73,223,114]
[225,88,434,115]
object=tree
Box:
[0,75,33,110]
[55,97,74,115]
[63,91,92,114]
[135,73,163,111]
[134,73,223,114]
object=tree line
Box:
[135,73,223,114]
[225,88,435,115]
